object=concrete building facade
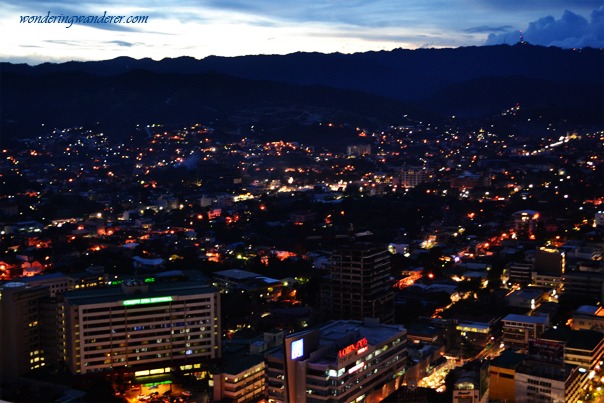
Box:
[0,282,50,381]
[322,243,394,324]
[62,280,221,376]
[266,319,407,403]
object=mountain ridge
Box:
[1,44,602,140]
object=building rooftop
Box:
[406,323,441,338]
[19,272,68,282]
[490,349,526,370]
[507,287,546,299]
[517,361,572,381]
[268,319,406,365]
[575,305,600,315]
[221,354,264,376]
[502,314,549,325]
[540,328,604,351]
[63,281,218,306]
[214,269,259,281]
[317,320,405,350]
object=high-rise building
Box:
[346,144,371,157]
[538,328,604,371]
[562,270,604,302]
[515,340,583,403]
[489,349,525,403]
[212,355,266,403]
[322,243,394,324]
[266,319,407,403]
[506,261,533,285]
[534,247,566,279]
[0,282,50,381]
[62,280,221,376]
[394,166,434,189]
[512,210,540,237]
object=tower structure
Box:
[322,243,394,324]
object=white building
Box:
[266,319,407,403]
[63,280,221,376]
[502,314,549,352]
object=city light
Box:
[122,296,173,306]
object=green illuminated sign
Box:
[110,278,155,285]
[123,296,173,306]
[143,380,172,387]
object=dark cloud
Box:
[471,0,604,13]
[485,7,604,48]
[465,25,512,34]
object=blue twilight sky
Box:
[1,0,603,64]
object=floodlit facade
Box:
[502,314,549,352]
[489,350,525,403]
[515,339,584,403]
[266,319,407,403]
[571,305,604,332]
[515,364,582,403]
[63,280,220,376]
[213,355,266,403]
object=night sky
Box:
[1,0,603,64]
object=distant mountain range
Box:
[1,44,602,141]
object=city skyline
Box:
[1,0,603,65]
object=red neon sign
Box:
[338,338,368,360]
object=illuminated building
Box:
[321,243,394,324]
[393,166,434,189]
[533,247,565,289]
[512,210,539,237]
[538,328,604,371]
[212,355,266,403]
[19,270,108,297]
[450,172,488,190]
[502,314,549,352]
[489,350,525,403]
[62,280,220,376]
[506,287,546,310]
[0,282,50,381]
[346,144,371,157]
[212,269,282,300]
[571,305,604,332]
[515,340,583,403]
[595,211,604,228]
[213,269,260,289]
[455,320,495,348]
[452,361,490,403]
[506,262,533,285]
[266,319,407,403]
[562,270,604,302]
[289,210,316,225]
